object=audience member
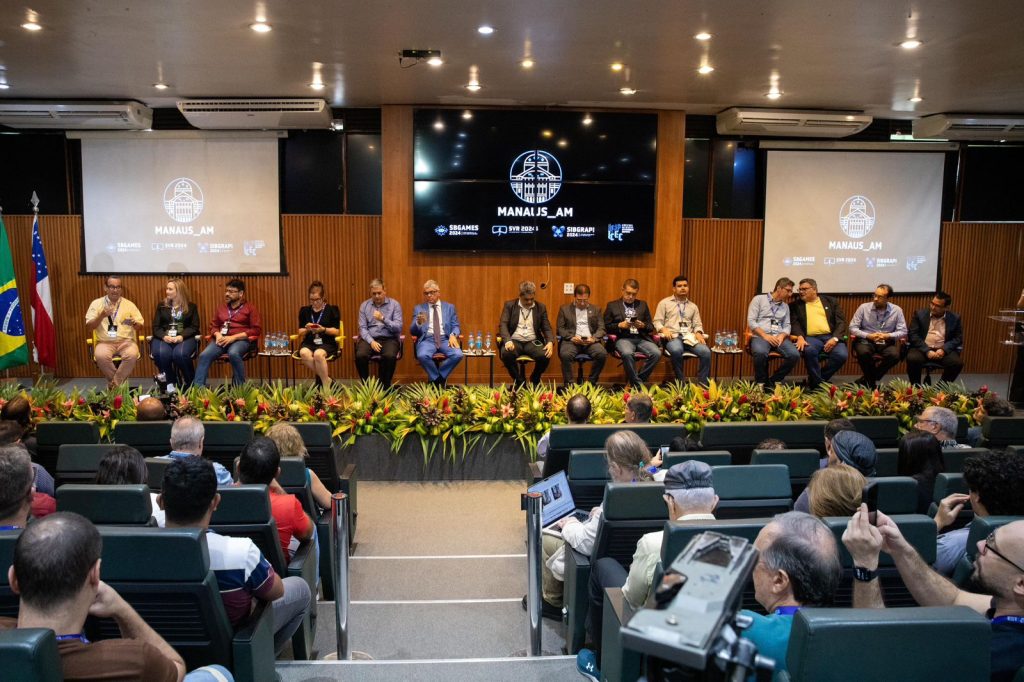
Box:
[136,396,168,421]
[266,422,332,509]
[578,511,841,681]
[1,395,37,455]
[821,417,857,469]
[161,416,232,486]
[238,436,314,561]
[95,445,164,526]
[580,461,717,670]
[0,419,53,497]
[843,508,1024,681]
[756,437,788,450]
[933,451,1024,576]
[915,405,968,448]
[807,464,865,518]
[795,429,875,513]
[896,429,946,514]
[624,394,654,423]
[536,431,655,617]
[0,444,37,529]
[0,512,189,681]
[535,394,591,463]
[159,457,311,655]
[967,394,1015,447]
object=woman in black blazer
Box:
[151,278,201,388]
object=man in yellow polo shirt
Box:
[85,276,144,388]
[790,278,847,389]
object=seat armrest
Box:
[232,599,277,682]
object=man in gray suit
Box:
[556,284,607,385]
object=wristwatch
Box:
[853,566,878,582]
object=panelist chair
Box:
[291,321,345,383]
[201,334,261,380]
[556,335,604,386]
[496,335,538,386]
[351,333,404,382]
[85,332,144,378]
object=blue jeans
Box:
[801,334,849,388]
[750,336,799,386]
[415,336,464,381]
[194,339,250,386]
[151,336,197,387]
[614,338,661,385]
[664,337,711,384]
[184,665,234,681]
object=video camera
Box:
[620,531,775,681]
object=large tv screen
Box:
[413,109,657,252]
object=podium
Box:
[991,309,1024,407]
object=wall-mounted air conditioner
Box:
[913,113,1024,140]
[0,101,153,129]
[177,99,333,129]
[716,108,872,138]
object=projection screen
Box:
[762,150,944,294]
[80,133,282,274]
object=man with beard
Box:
[843,508,1024,681]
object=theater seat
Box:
[93,527,276,682]
[0,628,62,682]
[567,450,610,509]
[662,451,733,467]
[111,421,173,457]
[942,447,989,474]
[0,529,22,618]
[200,421,255,472]
[711,464,792,519]
[750,448,820,497]
[866,476,919,515]
[56,484,155,526]
[779,606,990,681]
[55,443,120,486]
[35,421,101,475]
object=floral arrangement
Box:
[0,378,990,461]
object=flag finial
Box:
[30,191,40,212]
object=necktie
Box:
[432,304,442,347]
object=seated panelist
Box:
[747,277,800,389]
[790,278,848,389]
[297,280,341,388]
[556,284,606,386]
[653,275,711,385]
[150,277,200,389]
[603,278,661,387]
[410,279,463,386]
[498,280,554,386]
[194,278,262,387]
[906,291,963,385]
[85,275,143,388]
[354,278,403,389]
[848,283,908,388]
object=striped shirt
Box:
[205,530,277,627]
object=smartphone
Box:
[629,316,638,323]
[862,481,879,525]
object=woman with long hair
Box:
[266,422,333,509]
[897,428,946,514]
[807,464,866,518]
[150,278,200,388]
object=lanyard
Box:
[992,615,1024,626]
[226,302,243,322]
[874,305,890,328]
[171,305,183,321]
[56,633,91,645]
[106,299,122,325]
[520,306,533,323]
[311,305,326,326]
[774,606,801,616]
[767,294,784,326]
[676,300,688,325]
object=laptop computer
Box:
[527,470,591,536]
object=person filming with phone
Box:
[85,275,144,388]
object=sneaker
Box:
[520,595,563,620]
[576,648,600,681]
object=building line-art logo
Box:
[163,178,205,223]
[509,150,562,204]
[838,195,875,239]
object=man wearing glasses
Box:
[844,507,1024,680]
[498,280,554,386]
[85,276,144,387]
[907,291,964,385]
[410,280,463,387]
[556,284,606,386]
[747,277,800,389]
[194,279,262,386]
[789,278,848,389]
[848,283,908,388]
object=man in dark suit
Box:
[907,291,963,384]
[603,278,661,387]
[790,278,848,389]
[556,284,606,385]
[498,280,555,386]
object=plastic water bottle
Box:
[484,333,492,353]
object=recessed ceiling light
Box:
[1000,139,1007,143]
[610,62,624,72]
[21,21,42,31]
[520,58,535,69]
[426,56,444,67]
[477,25,495,35]
[0,83,9,90]
[541,129,553,138]
[845,115,855,121]
[433,120,445,131]
[250,21,272,33]
[308,81,325,90]
[153,82,169,90]
[765,90,783,100]
[461,110,473,120]
[557,139,568,148]
[465,82,482,92]
[620,87,637,95]
[694,32,712,41]
[909,95,923,102]
[900,39,922,49]
[698,64,714,75]
[582,114,593,126]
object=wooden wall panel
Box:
[1,214,381,381]
[380,106,687,384]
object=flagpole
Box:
[30,191,48,385]
[0,200,6,383]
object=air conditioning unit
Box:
[913,113,1024,140]
[716,108,872,138]
[177,99,334,129]
[0,101,153,129]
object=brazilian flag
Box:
[0,214,29,370]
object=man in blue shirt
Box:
[355,278,403,389]
[848,283,908,388]
[159,416,233,487]
[747,277,800,389]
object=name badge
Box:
[168,326,178,338]
[313,335,323,345]
[220,324,229,335]
[107,326,118,338]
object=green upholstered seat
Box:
[663,450,733,467]
[982,416,1024,449]
[942,447,990,474]
[750,448,821,497]
[0,628,62,682]
[711,464,792,519]
[56,484,154,525]
[848,415,901,448]
[867,476,920,515]
[699,421,826,465]
[200,421,254,471]
[111,421,173,457]
[55,443,120,486]
[35,421,100,474]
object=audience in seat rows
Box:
[266,422,333,509]
[896,428,947,514]
[159,417,233,487]
[0,443,55,525]
[94,445,165,526]
[795,428,876,513]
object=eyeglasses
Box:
[423,290,439,295]
[106,284,122,289]
[982,531,1024,573]
[915,417,939,426]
